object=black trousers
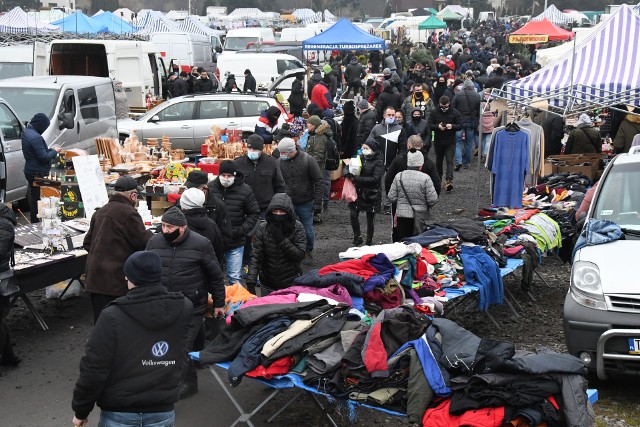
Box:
[183,315,205,387]
[394,217,415,242]
[434,141,456,181]
[349,205,375,241]
[345,82,362,98]
[25,174,43,223]
[90,293,119,325]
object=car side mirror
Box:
[58,112,74,130]
[149,115,160,123]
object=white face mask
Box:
[219,176,235,188]
[362,148,373,156]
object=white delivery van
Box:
[0,45,34,80]
[150,32,215,75]
[35,40,168,109]
[223,28,275,52]
[217,53,304,92]
[0,76,117,202]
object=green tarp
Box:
[418,15,447,30]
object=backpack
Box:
[325,136,340,171]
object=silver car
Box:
[117,92,287,152]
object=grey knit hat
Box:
[407,150,424,168]
[180,188,205,210]
[161,206,187,226]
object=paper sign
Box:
[380,129,401,143]
[71,155,109,220]
[508,35,549,44]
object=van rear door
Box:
[0,102,26,202]
[77,83,117,153]
[33,41,48,75]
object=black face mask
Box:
[414,92,423,99]
[412,116,422,122]
[163,229,181,243]
[269,213,289,224]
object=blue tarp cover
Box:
[92,11,136,33]
[51,11,108,34]
[302,18,385,51]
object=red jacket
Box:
[423,398,505,427]
[319,253,377,281]
[311,82,332,110]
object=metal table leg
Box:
[19,294,49,330]
[266,390,304,423]
[309,392,339,427]
[58,276,85,301]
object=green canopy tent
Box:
[419,15,447,30]
[437,9,463,21]
[427,8,438,14]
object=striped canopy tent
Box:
[292,8,318,24]
[113,8,136,22]
[28,9,67,24]
[136,12,180,35]
[135,10,165,29]
[0,6,59,33]
[496,4,640,117]
[227,8,262,20]
[179,16,223,36]
[324,10,337,22]
[532,4,574,26]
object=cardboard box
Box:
[545,154,603,180]
[151,199,174,216]
[542,162,557,176]
[556,163,599,180]
[61,201,84,221]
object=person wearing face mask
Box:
[181,187,225,267]
[254,105,282,145]
[146,207,225,399]
[207,161,260,285]
[375,80,403,122]
[401,83,434,128]
[246,193,306,296]
[429,96,462,192]
[83,176,153,324]
[432,77,449,105]
[406,107,431,153]
[343,139,384,246]
[368,106,408,169]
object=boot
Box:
[445,180,453,192]
[353,235,364,246]
[365,231,374,246]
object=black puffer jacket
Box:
[207,172,260,249]
[183,207,224,266]
[376,86,403,122]
[146,229,225,314]
[72,286,192,420]
[357,109,377,146]
[340,102,360,158]
[279,151,324,208]
[247,193,306,290]
[429,106,462,145]
[234,153,286,211]
[204,193,232,242]
[0,204,16,272]
[351,152,384,211]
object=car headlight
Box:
[570,261,606,310]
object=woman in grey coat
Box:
[388,150,438,241]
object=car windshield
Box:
[225,37,257,51]
[592,162,640,230]
[0,87,59,123]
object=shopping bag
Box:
[349,156,362,176]
[341,178,357,203]
[330,159,344,181]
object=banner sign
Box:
[508,34,549,44]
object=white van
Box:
[223,28,275,52]
[0,45,34,80]
[0,76,117,202]
[280,27,319,42]
[35,40,167,109]
[217,53,304,92]
[150,32,215,75]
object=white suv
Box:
[564,146,640,379]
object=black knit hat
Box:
[185,170,208,188]
[123,251,162,287]
[161,206,187,226]
[218,160,236,176]
[247,134,264,150]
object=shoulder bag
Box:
[398,174,430,235]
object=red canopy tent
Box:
[508,18,574,44]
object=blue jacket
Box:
[22,113,56,177]
[572,219,623,261]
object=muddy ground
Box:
[1,154,637,426]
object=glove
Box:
[270,225,284,242]
[344,172,355,179]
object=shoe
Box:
[454,164,462,171]
[179,383,198,400]
[0,354,21,367]
[303,251,313,266]
[353,235,364,246]
[445,180,453,191]
[474,148,479,157]
[365,239,373,246]
[313,214,323,224]
[463,164,470,169]
[382,206,391,215]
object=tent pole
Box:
[475,98,487,214]
[567,31,577,112]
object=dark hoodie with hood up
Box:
[22,112,57,177]
[254,106,281,145]
[246,193,306,291]
[72,285,193,420]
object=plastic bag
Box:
[341,178,357,203]
[45,281,82,300]
[349,156,362,176]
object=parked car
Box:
[0,97,26,203]
[117,92,288,152]
[564,146,640,380]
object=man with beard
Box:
[401,82,434,130]
[429,96,462,192]
[194,70,215,93]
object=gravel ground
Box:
[1,152,637,426]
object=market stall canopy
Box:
[179,15,224,36]
[532,4,574,26]
[302,18,385,50]
[51,11,108,34]
[227,8,262,20]
[419,15,447,30]
[113,8,136,22]
[0,6,59,33]
[508,18,574,43]
[498,4,640,116]
[324,10,337,22]
[92,11,137,33]
[292,8,318,24]
[136,11,180,35]
[437,9,463,21]
[536,26,599,66]
[439,5,472,18]
[411,8,433,16]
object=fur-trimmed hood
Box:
[312,120,332,137]
[625,113,640,124]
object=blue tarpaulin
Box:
[51,11,108,34]
[302,18,385,51]
[92,11,136,34]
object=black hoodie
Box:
[72,286,192,420]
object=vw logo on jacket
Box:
[151,341,169,358]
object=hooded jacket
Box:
[306,120,332,170]
[344,60,365,84]
[146,228,225,314]
[183,207,225,266]
[340,102,359,158]
[72,286,193,420]
[0,204,16,272]
[402,94,434,127]
[405,107,431,143]
[243,72,257,93]
[207,171,260,249]
[247,193,306,290]
[351,151,384,211]
[233,152,286,211]
[254,107,281,144]
[451,83,482,124]
[357,108,377,146]
[613,113,640,153]
[565,125,602,154]
[369,120,408,168]
[375,85,403,122]
[288,78,305,115]
[307,71,322,98]
[83,194,153,297]
[279,151,324,208]
[310,82,332,111]
[22,113,57,177]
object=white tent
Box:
[178,15,224,36]
[113,8,136,22]
[0,7,59,33]
[227,8,262,20]
[531,4,574,26]
[536,26,598,67]
[293,8,318,24]
[324,10,337,22]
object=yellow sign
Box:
[508,35,549,44]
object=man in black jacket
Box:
[357,99,376,147]
[72,251,193,427]
[451,79,481,170]
[543,113,565,157]
[429,96,462,192]
[243,69,256,93]
[207,161,259,284]
[376,80,403,122]
[169,73,188,97]
[343,57,366,99]
[146,208,225,399]
[194,70,215,93]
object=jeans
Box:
[224,246,244,284]
[480,133,492,158]
[98,410,175,427]
[434,141,456,181]
[455,122,477,167]
[294,199,314,252]
[322,169,330,207]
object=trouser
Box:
[323,169,330,207]
[349,204,375,242]
[90,293,119,325]
[371,62,380,73]
[224,246,244,284]
[345,82,362,98]
[434,141,456,181]
[98,410,175,427]
[480,133,492,158]
[294,200,314,252]
[243,210,266,265]
[455,122,477,166]
[183,315,205,388]
[394,217,415,242]
[25,173,43,223]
